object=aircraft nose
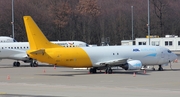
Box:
[171,53,178,62]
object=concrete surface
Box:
[0,59,179,97]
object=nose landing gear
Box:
[158,65,163,71]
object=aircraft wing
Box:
[95,58,128,66]
[29,49,45,54]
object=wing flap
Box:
[95,59,128,66]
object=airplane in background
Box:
[0,41,88,67]
[23,16,177,74]
[0,36,17,42]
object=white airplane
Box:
[0,41,88,67]
[0,36,17,42]
[23,16,178,74]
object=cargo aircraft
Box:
[23,16,177,74]
[0,41,88,67]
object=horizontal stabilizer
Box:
[29,49,45,54]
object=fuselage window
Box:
[2,47,3,49]
[117,53,119,55]
[24,47,25,49]
[113,53,115,55]
[14,47,16,49]
[27,47,28,49]
[17,47,19,49]
[8,47,10,49]
[11,47,13,49]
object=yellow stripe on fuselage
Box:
[27,47,92,68]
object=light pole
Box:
[148,0,150,45]
[131,6,134,40]
[11,0,14,39]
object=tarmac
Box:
[0,59,180,97]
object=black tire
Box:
[89,68,97,73]
[16,62,20,67]
[158,67,163,71]
[105,69,108,74]
[89,68,93,73]
[30,63,33,67]
[108,69,112,74]
[33,62,38,67]
[13,62,17,67]
[92,68,97,73]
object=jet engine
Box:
[121,60,142,70]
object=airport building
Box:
[121,35,180,51]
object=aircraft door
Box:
[158,49,168,64]
[161,51,164,58]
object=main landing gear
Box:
[151,65,155,71]
[30,60,38,67]
[13,61,20,67]
[89,67,97,73]
[105,67,112,74]
[89,67,113,74]
[13,60,38,67]
[151,65,163,71]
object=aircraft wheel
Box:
[107,69,112,74]
[105,69,107,74]
[158,65,163,71]
[89,68,93,73]
[93,68,97,73]
[105,68,112,74]
[89,68,97,73]
[158,67,163,71]
[16,62,20,67]
[152,67,155,71]
[33,62,38,67]
[30,63,33,67]
[13,62,17,67]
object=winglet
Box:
[23,16,63,50]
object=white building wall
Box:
[135,37,180,51]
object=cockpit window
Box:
[167,50,172,53]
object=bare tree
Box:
[48,0,71,40]
[76,0,100,44]
[151,0,167,36]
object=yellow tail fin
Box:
[23,16,63,50]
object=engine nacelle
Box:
[121,60,142,70]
